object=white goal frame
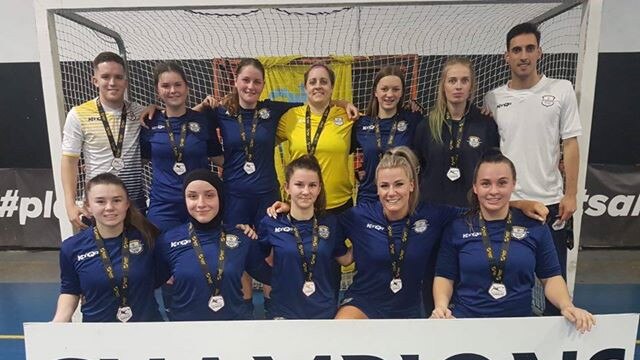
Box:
[34,0,602,297]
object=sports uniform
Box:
[414,106,499,207]
[354,110,422,204]
[436,208,561,317]
[277,105,354,210]
[257,213,347,319]
[339,201,460,318]
[62,98,146,209]
[206,100,299,227]
[59,227,162,322]
[140,109,222,231]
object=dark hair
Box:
[506,22,541,49]
[466,148,517,213]
[153,61,189,88]
[284,155,327,216]
[365,65,405,118]
[85,173,159,248]
[376,146,420,215]
[92,51,125,70]
[226,58,265,116]
[303,62,335,88]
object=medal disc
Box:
[208,295,225,312]
[446,167,461,181]
[116,306,133,322]
[302,281,316,297]
[173,162,187,175]
[243,161,256,175]
[488,282,507,299]
[389,278,403,293]
[111,157,125,171]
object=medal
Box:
[551,219,566,231]
[446,167,461,181]
[243,161,256,175]
[390,278,403,293]
[111,157,125,171]
[116,306,133,322]
[173,162,186,175]
[302,281,316,297]
[208,295,225,312]
[488,282,507,299]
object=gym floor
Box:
[1,249,638,359]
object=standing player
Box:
[62,52,146,230]
[484,22,582,315]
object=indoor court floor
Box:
[1,249,638,359]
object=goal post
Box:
[35,0,596,303]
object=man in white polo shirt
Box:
[484,22,581,316]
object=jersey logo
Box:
[152,124,165,130]
[511,226,528,240]
[129,239,144,254]
[87,116,101,122]
[541,95,555,107]
[318,225,330,239]
[366,223,384,231]
[77,250,99,262]
[274,226,292,233]
[225,234,240,249]
[258,108,271,120]
[361,124,375,131]
[462,231,482,239]
[188,122,201,133]
[467,136,481,148]
[170,239,191,248]
[397,120,408,132]
[496,102,511,109]
[413,219,428,233]
[333,117,344,126]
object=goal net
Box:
[46,1,584,313]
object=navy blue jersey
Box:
[207,100,299,196]
[155,223,265,321]
[141,109,222,229]
[257,214,348,319]
[436,208,561,318]
[354,110,422,204]
[413,106,499,207]
[59,227,162,322]
[340,201,461,318]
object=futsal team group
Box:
[52,22,595,332]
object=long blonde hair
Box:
[376,146,420,215]
[428,57,477,144]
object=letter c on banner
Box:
[445,354,489,360]
[590,348,625,360]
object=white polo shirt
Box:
[484,75,582,204]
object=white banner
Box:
[24,314,638,360]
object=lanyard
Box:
[305,105,331,155]
[446,116,465,168]
[96,99,127,159]
[164,116,188,163]
[387,218,412,280]
[374,114,399,158]
[188,223,226,297]
[478,211,513,284]
[288,215,319,282]
[93,227,130,308]
[236,110,260,162]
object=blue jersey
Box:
[436,208,561,318]
[257,214,348,319]
[155,223,265,321]
[141,109,222,230]
[59,227,162,322]
[340,201,460,318]
[413,106,499,207]
[354,110,421,204]
[207,100,299,196]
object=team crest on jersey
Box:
[541,95,555,107]
[333,117,344,126]
[467,136,481,148]
[511,226,528,240]
[318,225,330,239]
[258,108,270,120]
[128,239,144,254]
[396,120,408,132]
[413,219,428,233]
[225,234,240,249]
[188,122,201,133]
